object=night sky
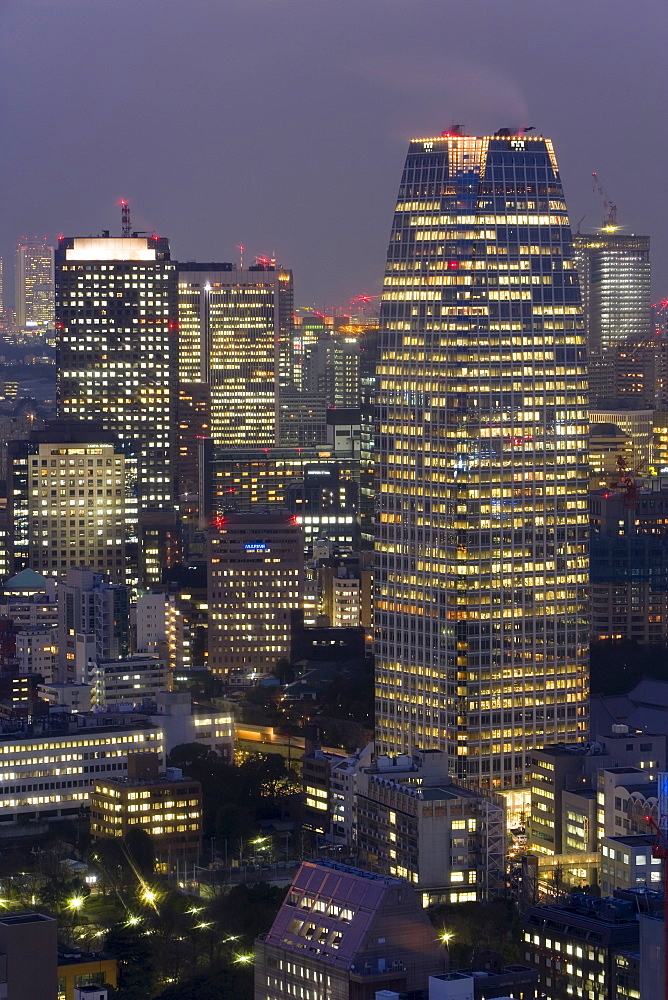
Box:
[1,0,666,310]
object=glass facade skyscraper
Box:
[573,232,650,404]
[177,262,294,448]
[375,131,589,801]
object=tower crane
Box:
[591,172,618,230]
[608,454,644,509]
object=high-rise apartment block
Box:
[177,261,294,448]
[574,232,651,404]
[7,424,127,582]
[207,512,303,680]
[55,236,178,508]
[15,238,54,329]
[375,130,589,804]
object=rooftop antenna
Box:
[236,244,244,269]
[120,200,131,238]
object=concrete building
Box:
[14,625,57,682]
[600,834,662,895]
[355,750,506,906]
[6,424,127,583]
[38,682,92,713]
[90,654,168,709]
[58,949,117,1000]
[136,590,188,674]
[254,860,448,1000]
[0,568,58,628]
[523,893,640,1000]
[319,551,373,629]
[527,727,665,856]
[58,568,130,684]
[0,911,57,999]
[207,512,303,681]
[0,716,163,822]
[90,753,202,859]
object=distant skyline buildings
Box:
[15,238,54,329]
[375,130,589,806]
[574,231,651,405]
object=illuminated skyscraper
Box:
[375,130,589,801]
[573,232,651,404]
[55,236,178,508]
[15,238,54,329]
[177,261,294,448]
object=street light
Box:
[68,896,85,911]
[440,931,454,946]
[234,953,253,964]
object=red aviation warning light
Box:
[120,200,131,238]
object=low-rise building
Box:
[0,911,57,1000]
[600,834,662,895]
[90,654,168,709]
[523,893,640,1000]
[527,727,665,857]
[90,754,202,860]
[356,749,505,906]
[254,860,448,1000]
[57,949,117,1000]
[0,716,163,823]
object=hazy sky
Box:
[1,0,666,310]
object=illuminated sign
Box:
[510,139,525,150]
[244,542,267,551]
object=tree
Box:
[124,827,155,881]
[105,923,157,1000]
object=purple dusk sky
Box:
[1,0,666,310]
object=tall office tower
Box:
[302,334,361,408]
[207,512,303,681]
[58,567,130,683]
[375,130,589,803]
[55,236,178,508]
[573,232,651,404]
[15,238,55,330]
[0,257,4,317]
[177,261,294,448]
[7,423,127,582]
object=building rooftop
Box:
[602,834,656,848]
[3,568,49,592]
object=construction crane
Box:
[120,200,131,238]
[644,810,668,1000]
[591,172,618,230]
[608,454,645,509]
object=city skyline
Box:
[0,0,666,311]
